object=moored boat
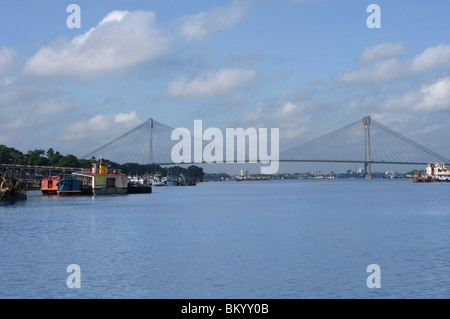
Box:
[414,163,450,182]
[127,175,152,194]
[41,175,60,195]
[70,162,128,195]
[166,175,178,186]
[57,176,84,196]
[152,174,166,186]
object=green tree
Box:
[166,166,187,177]
[186,165,204,181]
[78,159,93,168]
[47,148,63,166]
[22,149,49,166]
[0,145,24,164]
[57,154,80,168]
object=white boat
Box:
[414,163,450,182]
[152,174,166,186]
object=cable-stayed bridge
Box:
[82,116,449,177]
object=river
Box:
[1,178,449,298]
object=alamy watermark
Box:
[366,264,381,289]
[66,264,81,288]
[171,120,280,175]
[366,4,381,29]
[66,4,81,29]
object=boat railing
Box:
[74,168,123,175]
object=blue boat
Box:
[57,176,83,196]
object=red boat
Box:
[41,176,60,195]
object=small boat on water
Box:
[41,176,60,195]
[152,174,166,186]
[414,163,450,182]
[0,173,27,203]
[127,175,152,194]
[166,175,178,186]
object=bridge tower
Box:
[149,117,153,164]
[363,116,372,179]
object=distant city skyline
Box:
[1,0,450,175]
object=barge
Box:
[70,162,128,195]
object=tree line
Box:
[0,144,204,181]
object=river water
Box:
[1,178,449,299]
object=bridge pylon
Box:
[363,116,372,179]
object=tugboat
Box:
[414,163,450,182]
[0,173,27,203]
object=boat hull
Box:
[92,187,128,195]
[127,185,152,194]
[57,190,82,196]
[41,188,58,195]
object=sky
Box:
[1,0,450,173]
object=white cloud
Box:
[166,68,256,98]
[357,42,409,65]
[337,58,408,83]
[23,11,171,79]
[279,102,297,115]
[237,83,339,144]
[115,111,140,123]
[0,77,81,150]
[382,77,450,112]
[338,43,450,84]
[179,2,247,41]
[411,43,450,73]
[0,47,17,73]
[239,101,311,141]
[59,111,141,142]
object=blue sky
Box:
[1,0,450,168]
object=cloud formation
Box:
[0,47,17,73]
[179,2,247,41]
[357,42,409,65]
[23,11,171,79]
[338,43,450,84]
[59,111,142,142]
[166,68,256,98]
[237,83,339,145]
[382,77,450,112]
[0,76,80,149]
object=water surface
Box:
[1,179,449,298]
